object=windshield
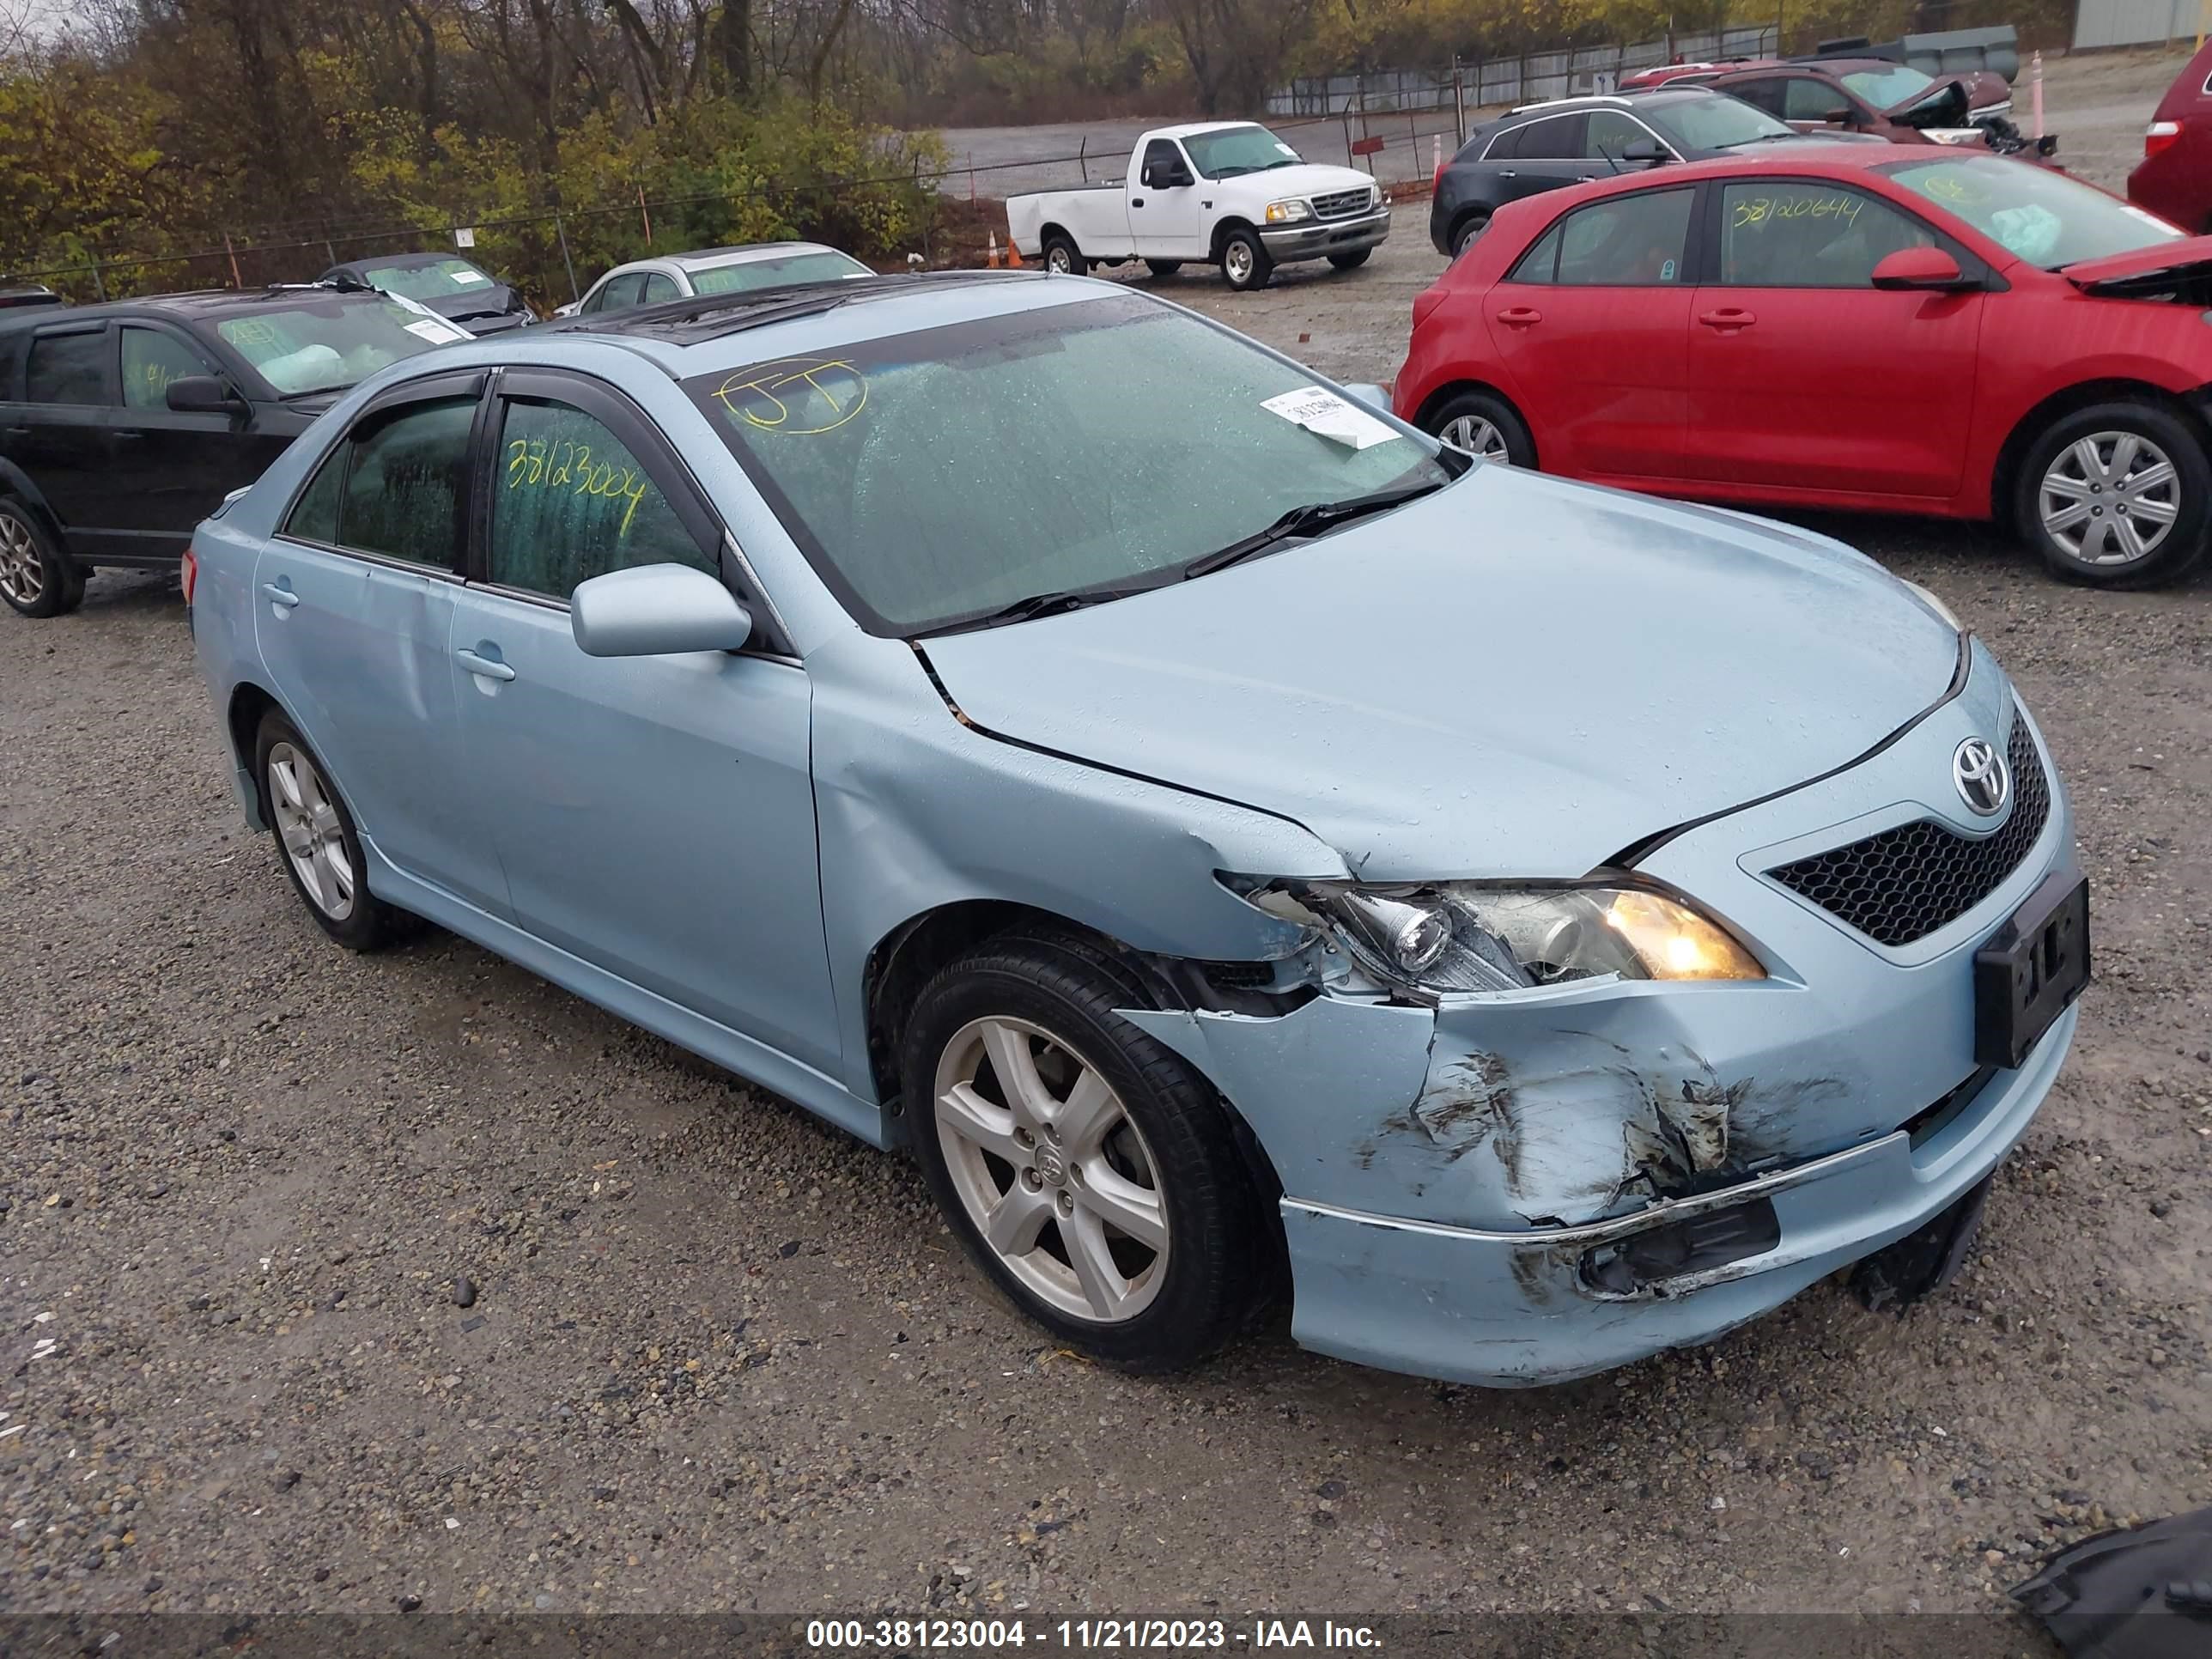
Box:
[360,258,496,300]
[216,297,447,396]
[1882,155,2185,267]
[689,250,872,295]
[1650,96,1798,151]
[685,292,1447,634]
[1838,64,1937,109]
[1183,125,1304,179]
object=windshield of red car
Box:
[1840,64,1937,109]
[1882,155,2187,268]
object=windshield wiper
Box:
[925,578,1172,637]
[1715,131,1808,149]
[1182,479,1448,580]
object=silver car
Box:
[553,241,872,319]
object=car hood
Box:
[920,471,1960,879]
[2060,233,2212,292]
[1233,162,1379,201]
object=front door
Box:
[1131,138,1205,259]
[252,371,509,915]
[106,323,289,555]
[447,370,839,1073]
[1683,177,1984,500]
[1482,184,1696,479]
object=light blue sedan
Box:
[185,271,2087,1385]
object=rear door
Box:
[5,322,118,556]
[104,322,291,554]
[1492,112,1595,205]
[251,369,509,915]
[1480,183,1697,478]
[1682,175,1984,500]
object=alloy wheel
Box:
[931,1015,1170,1324]
[1441,414,1511,463]
[2038,430,2179,567]
[1224,241,1255,285]
[1047,245,1074,275]
[0,513,45,606]
[266,741,357,921]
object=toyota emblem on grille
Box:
[1953,736,2010,817]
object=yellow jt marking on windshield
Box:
[712,358,867,435]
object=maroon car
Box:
[1623,56,2026,149]
[2131,40,2212,234]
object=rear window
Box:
[25,331,108,404]
[688,252,872,296]
[215,297,447,397]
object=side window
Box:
[25,331,111,404]
[121,326,210,410]
[1585,111,1655,160]
[601,273,646,313]
[337,397,477,565]
[284,447,346,544]
[1141,138,1183,185]
[1516,115,1586,160]
[1727,77,1789,118]
[1554,188,1693,285]
[488,399,712,599]
[1719,180,1937,288]
[641,272,680,304]
[1481,124,1525,161]
[1506,222,1563,283]
[579,284,606,315]
[1784,78,1852,123]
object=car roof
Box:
[1500,144,1910,207]
[334,251,480,271]
[667,242,852,272]
[1149,120,1266,141]
[1503,86,1729,118]
[0,283,396,331]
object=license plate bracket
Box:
[1973,872,2090,1070]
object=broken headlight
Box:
[1237,880,1765,995]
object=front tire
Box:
[1425,388,1535,468]
[1041,233,1084,276]
[2014,400,2209,588]
[253,710,416,951]
[0,499,85,619]
[1328,249,1371,270]
[1144,259,1182,278]
[1219,228,1273,291]
[901,931,1271,1372]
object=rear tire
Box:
[252,710,419,951]
[1450,210,1492,258]
[0,499,84,619]
[1042,233,1084,276]
[1219,228,1273,292]
[1145,259,1182,278]
[2012,400,2209,588]
[1328,249,1371,270]
[900,929,1271,1372]
[1425,388,1535,469]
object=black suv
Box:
[0,284,461,617]
[1427,88,1885,257]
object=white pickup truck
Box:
[1005,122,1392,292]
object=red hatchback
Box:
[1394,148,2212,586]
[2130,39,2212,234]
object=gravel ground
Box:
[5,46,2210,1627]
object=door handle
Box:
[112,429,146,442]
[1130,198,1145,208]
[455,647,515,682]
[3,425,30,436]
[1499,169,1517,179]
[1496,306,1543,327]
[1698,307,1756,330]
[260,582,300,609]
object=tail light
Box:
[179,546,198,606]
[1433,154,1448,189]
[2145,119,2180,158]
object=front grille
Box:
[1312,188,1373,221]
[1765,708,2050,947]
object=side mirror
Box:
[1823,108,1854,126]
[1339,382,1393,414]
[165,374,245,415]
[1620,139,1669,165]
[1870,246,1977,291]
[571,563,752,658]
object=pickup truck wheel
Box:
[1426,390,1534,468]
[2014,402,2210,589]
[1144,259,1182,278]
[1042,234,1083,276]
[1450,211,1491,257]
[0,499,84,619]
[902,930,1271,1372]
[1219,229,1272,291]
[1328,249,1370,270]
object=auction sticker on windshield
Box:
[1261,386,1395,450]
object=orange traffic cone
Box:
[987,230,1000,269]
[1006,236,1023,268]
